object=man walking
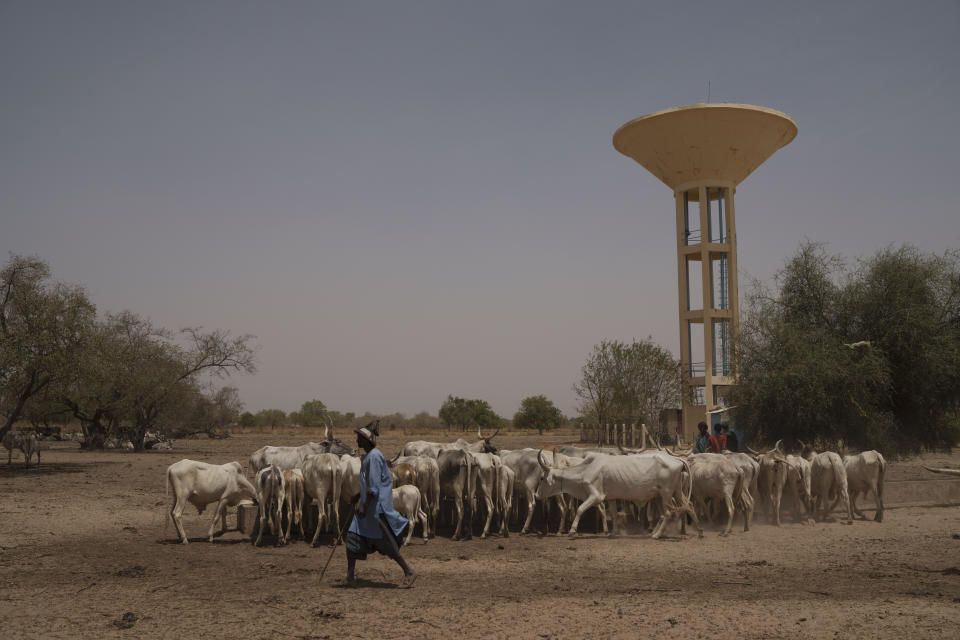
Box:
[344,420,417,587]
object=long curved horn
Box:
[324,423,330,441]
[798,439,807,448]
[771,439,783,453]
[746,445,763,456]
[923,466,960,477]
[389,451,401,466]
[537,449,550,473]
[477,426,483,439]
[484,428,499,441]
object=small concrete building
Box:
[613,103,796,443]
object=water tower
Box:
[612,103,796,443]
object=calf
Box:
[844,450,886,522]
[391,455,440,537]
[390,462,417,488]
[166,459,257,544]
[392,485,429,546]
[254,465,286,546]
[282,468,306,540]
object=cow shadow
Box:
[156,535,251,545]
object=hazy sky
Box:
[3,1,958,418]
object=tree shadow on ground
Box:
[0,461,110,477]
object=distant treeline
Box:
[240,394,573,435]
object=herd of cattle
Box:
[163,427,897,546]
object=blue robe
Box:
[348,448,408,539]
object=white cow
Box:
[723,451,760,500]
[535,450,702,539]
[802,446,853,524]
[338,454,362,507]
[748,442,789,525]
[248,443,327,474]
[437,448,474,540]
[783,454,814,523]
[166,459,257,544]
[301,452,343,545]
[282,468,305,540]
[844,450,886,522]
[392,485,429,546]
[401,428,500,458]
[3,431,40,468]
[496,463,515,537]
[688,453,753,535]
[468,451,502,538]
[254,465,286,546]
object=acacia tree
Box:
[513,395,564,435]
[438,395,501,432]
[255,408,287,428]
[407,411,442,432]
[0,255,95,442]
[58,313,139,448]
[179,385,244,438]
[58,311,256,448]
[732,241,960,453]
[297,399,329,429]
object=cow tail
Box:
[430,464,440,518]
[680,458,693,504]
[164,467,171,531]
[733,466,746,511]
[877,453,886,503]
[494,463,501,516]
[466,454,474,513]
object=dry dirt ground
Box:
[1,430,959,640]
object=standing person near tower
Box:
[708,423,727,453]
[344,420,417,588]
[694,422,711,453]
[722,424,739,452]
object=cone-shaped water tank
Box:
[612,103,797,191]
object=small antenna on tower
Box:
[707,80,711,103]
